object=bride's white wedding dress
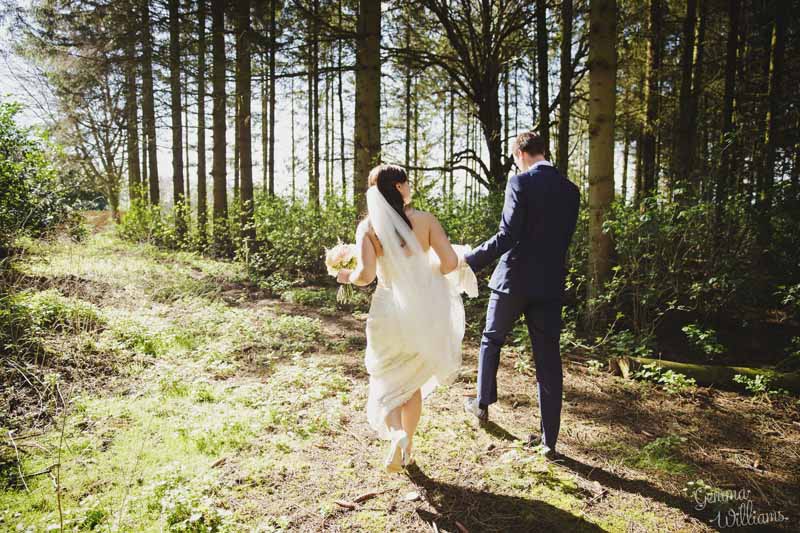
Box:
[361,187,477,439]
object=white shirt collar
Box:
[528,159,552,171]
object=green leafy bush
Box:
[732,373,789,398]
[634,362,697,394]
[0,289,105,364]
[600,196,761,336]
[681,324,724,359]
[249,195,357,282]
[0,101,79,257]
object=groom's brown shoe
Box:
[463,397,488,423]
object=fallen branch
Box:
[334,500,358,510]
[22,464,56,478]
[334,489,393,511]
[622,357,800,394]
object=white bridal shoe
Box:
[384,430,409,473]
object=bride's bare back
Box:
[350,208,458,286]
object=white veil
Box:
[365,186,463,395]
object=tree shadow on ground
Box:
[406,462,609,533]
[552,454,790,532]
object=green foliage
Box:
[596,195,764,337]
[776,283,800,320]
[681,324,724,359]
[149,472,233,532]
[280,287,336,307]
[260,315,323,354]
[117,198,197,251]
[0,288,105,364]
[249,195,357,282]
[634,363,697,395]
[606,329,653,358]
[628,435,692,474]
[0,101,79,256]
[732,373,789,398]
[586,359,604,373]
[776,337,800,372]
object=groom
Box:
[463,131,580,459]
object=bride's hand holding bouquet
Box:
[325,242,357,303]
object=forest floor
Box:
[2,215,799,532]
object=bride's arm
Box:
[346,221,377,286]
[429,215,459,275]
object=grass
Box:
[1,225,798,532]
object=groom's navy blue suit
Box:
[464,161,580,450]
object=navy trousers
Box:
[477,289,563,450]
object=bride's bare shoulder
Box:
[408,208,435,226]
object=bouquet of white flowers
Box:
[325,242,357,303]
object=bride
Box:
[336,164,475,473]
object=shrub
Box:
[634,362,697,394]
[248,194,357,282]
[0,101,79,258]
[0,289,105,365]
[681,324,724,359]
[600,196,762,335]
[732,373,789,398]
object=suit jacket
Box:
[464,163,580,301]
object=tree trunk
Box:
[268,0,277,196]
[587,0,617,328]
[622,127,629,203]
[640,0,662,200]
[685,0,707,197]
[337,0,346,197]
[325,66,331,198]
[758,1,787,247]
[125,41,141,205]
[291,77,296,200]
[261,51,268,193]
[211,0,228,252]
[793,115,800,202]
[168,0,186,237]
[449,89,454,199]
[673,0,697,192]
[141,0,159,205]
[141,129,148,194]
[443,89,449,197]
[234,78,240,200]
[536,0,550,160]
[184,73,191,209]
[717,0,739,214]
[197,0,208,244]
[404,18,411,172]
[477,75,505,194]
[353,0,381,212]
[557,0,573,177]
[307,34,317,207]
[236,0,254,246]
[312,0,321,206]
[413,79,419,186]
[503,69,509,148]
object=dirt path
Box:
[2,228,797,532]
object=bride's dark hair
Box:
[368,164,412,229]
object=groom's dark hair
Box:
[512,131,546,157]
